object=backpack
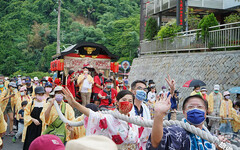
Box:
[42,102,66,143]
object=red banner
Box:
[64,56,111,72]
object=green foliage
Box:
[145,17,158,40]
[197,13,219,40]
[224,13,240,23]
[187,8,201,30]
[0,0,141,76]
[11,70,51,79]
[156,20,182,40]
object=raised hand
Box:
[165,74,175,96]
[62,88,77,108]
[155,94,171,116]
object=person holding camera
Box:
[98,80,117,108]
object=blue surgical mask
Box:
[0,84,4,88]
[136,90,146,101]
[186,108,206,125]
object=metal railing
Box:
[140,22,240,54]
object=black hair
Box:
[86,103,99,112]
[193,86,200,90]
[116,90,135,103]
[182,95,208,111]
[68,70,75,75]
[131,80,147,90]
[233,101,240,108]
[21,101,28,107]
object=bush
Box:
[197,13,219,41]
[156,20,182,41]
[11,70,51,79]
[145,17,158,40]
[224,13,240,23]
[187,8,201,30]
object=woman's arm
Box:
[62,88,90,117]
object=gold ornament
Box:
[84,47,96,54]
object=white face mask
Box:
[225,96,230,99]
[163,89,167,92]
[202,91,206,94]
[195,90,200,93]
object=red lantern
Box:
[52,60,56,71]
[113,62,119,73]
[57,60,61,71]
[110,62,114,71]
[50,61,53,71]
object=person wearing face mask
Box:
[19,86,32,103]
[190,86,203,97]
[208,84,223,134]
[147,94,229,150]
[31,77,40,98]
[40,78,47,87]
[98,80,117,109]
[44,82,53,101]
[0,82,20,136]
[64,88,150,150]
[158,86,169,97]
[25,77,33,96]
[0,80,6,94]
[93,70,105,106]
[22,86,46,150]
[77,66,94,106]
[219,91,233,135]
[67,70,78,98]
[129,80,151,120]
[201,87,208,101]
[40,86,75,143]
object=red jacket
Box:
[67,76,75,97]
[93,75,104,94]
[99,88,117,106]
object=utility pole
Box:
[56,0,61,54]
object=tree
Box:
[224,13,240,23]
[145,17,158,40]
[197,13,219,40]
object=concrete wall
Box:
[129,51,240,105]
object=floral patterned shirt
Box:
[84,110,151,150]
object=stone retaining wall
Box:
[129,51,240,106]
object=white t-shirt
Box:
[34,100,44,108]
[148,91,156,103]
[81,78,92,93]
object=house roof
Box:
[53,42,119,61]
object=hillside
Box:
[0,0,140,75]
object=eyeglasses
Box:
[186,105,205,110]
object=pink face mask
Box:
[36,95,45,101]
[45,87,52,93]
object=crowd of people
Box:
[0,67,239,150]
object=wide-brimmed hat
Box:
[65,135,117,150]
[223,91,230,96]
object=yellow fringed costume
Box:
[72,114,86,139]
[220,99,233,123]
[0,89,21,114]
[40,101,75,142]
[208,92,223,114]
[0,107,7,147]
[22,100,46,142]
[231,108,240,132]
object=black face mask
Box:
[26,83,31,87]
[99,73,103,77]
